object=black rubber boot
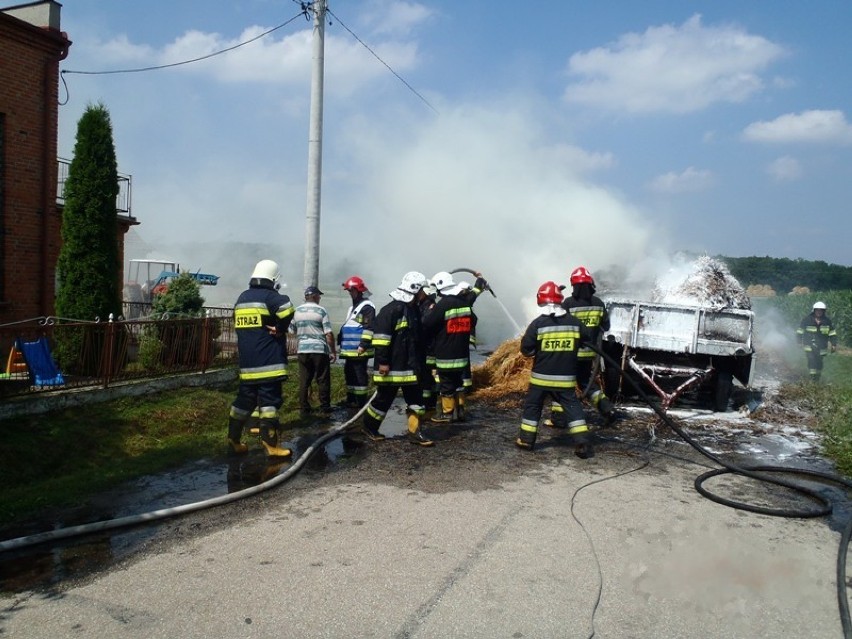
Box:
[361,414,386,441]
[228,416,248,455]
[515,427,536,450]
[599,397,617,427]
[407,413,434,447]
[454,393,466,423]
[431,396,455,423]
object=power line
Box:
[325,6,438,115]
[61,10,307,77]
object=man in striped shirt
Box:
[293,286,337,417]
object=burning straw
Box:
[651,255,751,310]
[470,337,530,407]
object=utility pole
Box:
[303,0,327,288]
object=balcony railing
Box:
[56,157,132,216]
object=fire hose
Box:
[449,267,523,335]
[587,342,852,638]
[0,395,377,553]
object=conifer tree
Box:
[55,103,121,321]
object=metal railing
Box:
[0,309,300,399]
[56,157,132,215]
[0,314,237,399]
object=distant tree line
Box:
[720,256,852,294]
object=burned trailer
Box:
[601,300,755,412]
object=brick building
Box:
[0,1,136,324]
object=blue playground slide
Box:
[16,337,65,387]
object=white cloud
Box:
[743,110,852,145]
[766,156,803,182]
[563,14,786,114]
[648,167,714,193]
[357,0,435,37]
[82,20,420,97]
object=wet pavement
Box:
[1,398,847,638]
[1,383,845,596]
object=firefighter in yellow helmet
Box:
[227,259,295,458]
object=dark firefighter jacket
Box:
[562,294,609,360]
[234,279,295,383]
[371,299,424,385]
[521,311,590,388]
[460,276,487,348]
[420,293,438,367]
[422,293,476,370]
[797,313,838,354]
[338,297,376,359]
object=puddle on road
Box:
[0,420,367,594]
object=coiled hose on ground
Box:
[589,343,852,638]
[0,396,375,554]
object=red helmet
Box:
[570,266,594,285]
[342,275,368,293]
[536,281,564,306]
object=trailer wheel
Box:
[713,371,733,412]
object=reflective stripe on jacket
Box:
[372,299,423,385]
[339,299,376,358]
[234,282,294,382]
[797,313,837,354]
[563,295,609,360]
[521,312,589,388]
[422,294,475,370]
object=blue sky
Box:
[40,0,852,310]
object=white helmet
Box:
[813,301,827,310]
[251,259,280,283]
[430,271,456,293]
[391,271,427,303]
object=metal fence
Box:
[0,313,238,399]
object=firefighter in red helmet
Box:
[338,276,376,410]
[547,265,615,428]
[517,281,594,458]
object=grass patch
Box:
[0,367,347,526]
[781,351,852,476]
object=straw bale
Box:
[470,337,530,406]
[746,284,776,298]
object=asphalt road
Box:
[0,402,846,638]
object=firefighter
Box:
[547,265,615,428]
[227,259,295,458]
[797,301,838,381]
[362,272,434,446]
[419,280,439,418]
[423,271,476,423]
[517,281,594,458]
[338,275,376,409]
[454,273,489,420]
